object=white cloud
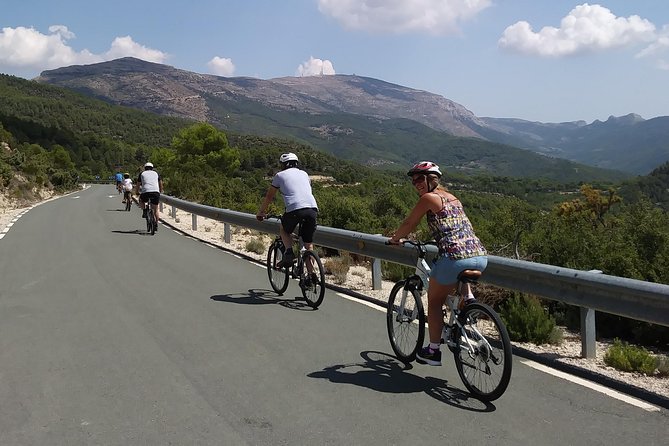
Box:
[318,0,491,35]
[636,24,669,65]
[498,4,656,57]
[0,25,168,74]
[296,57,336,76]
[103,36,168,63]
[207,56,235,76]
[48,25,75,40]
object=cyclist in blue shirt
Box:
[115,172,124,192]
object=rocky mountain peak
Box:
[37,58,486,138]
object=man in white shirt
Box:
[138,162,164,232]
[256,153,318,267]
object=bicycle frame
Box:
[397,242,489,355]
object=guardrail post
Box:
[224,223,231,243]
[580,308,597,359]
[160,202,164,213]
[580,269,601,359]
[372,258,382,290]
[171,205,176,219]
[192,214,197,231]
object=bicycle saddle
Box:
[458,270,482,282]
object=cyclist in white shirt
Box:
[256,153,318,267]
[121,173,133,204]
[138,162,164,231]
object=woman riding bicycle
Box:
[256,153,319,268]
[388,161,487,366]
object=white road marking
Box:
[72,196,80,199]
[520,359,661,412]
[0,234,4,240]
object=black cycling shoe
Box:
[276,251,295,268]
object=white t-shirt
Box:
[271,168,318,212]
[139,170,161,194]
[122,178,133,191]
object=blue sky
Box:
[2,0,668,123]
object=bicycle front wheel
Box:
[299,250,325,308]
[386,281,425,363]
[453,302,512,401]
[267,241,289,294]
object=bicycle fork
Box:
[395,276,423,323]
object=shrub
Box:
[325,255,352,284]
[473,283,511,310]
[245,237,266,254]
[604,339,657,375]
[655,355,669,377]
[381,261,414,282]
[500,293,562,345]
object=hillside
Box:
[480,114,669,174]
[33,59,628,183]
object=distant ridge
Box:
[36,57,668,174]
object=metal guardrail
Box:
[161,194,669,330]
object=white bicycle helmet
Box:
[407,161,442,177]
[279,153,299,164]
[144,162,154,168]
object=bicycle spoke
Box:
[453,303,512,401]
[386,282,425,363]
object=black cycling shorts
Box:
[140,192,160,205]
[282,208,318,243]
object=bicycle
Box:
[144,203,157,235]
[124,191,132,211]
[265,214,326,308]
[386,240,512,401]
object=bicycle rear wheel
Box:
[299,250,325,308]
[386,281,425,363]
[125,197,132,211]
[453,302,512,401]
[267,241,289,294]
[147,210,155,235]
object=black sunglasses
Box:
[411,175,426,185]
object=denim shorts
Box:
[429,255,488,285]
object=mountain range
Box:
[35,57,668,175]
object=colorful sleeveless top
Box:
[427,194,487,260]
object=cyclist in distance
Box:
[121,173,133,204]
[256,152,318,268]
[138,162,164,231]
[388,161,487,366]
[115,171,124,192]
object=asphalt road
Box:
[0,185,667,445]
